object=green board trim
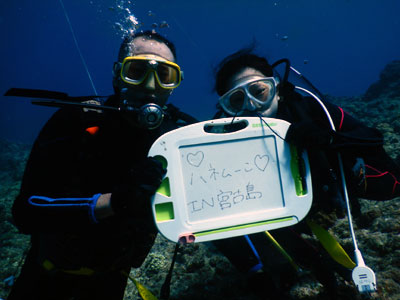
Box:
[194,216,294,237]
[156,177,171,197]
[290,145,307,196]
[155,202,175,222]
[252,122,277,128]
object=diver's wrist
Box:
[95,193,114,220]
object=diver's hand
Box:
[127,157,166,196]
[110,157,166,217]
[285,121,334,149]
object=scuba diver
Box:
[7,30,197,300]
[211,48,400,299]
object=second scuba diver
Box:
[211,48,400,299]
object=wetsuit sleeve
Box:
[321,101,400,200]
[12,108,104,234]
[320,101,384,149]
[362,147,400,200]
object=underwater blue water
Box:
[1,0,399,143]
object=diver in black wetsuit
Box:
[7,31,197,300]
[212,49,400,299]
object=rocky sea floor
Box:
[1,61,399,299]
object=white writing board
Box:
[148,117,312,243]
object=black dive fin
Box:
[4,88,105,102]
[5,88,69,100]
[4,88,118,111]
[31,99,119,111]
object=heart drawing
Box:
[187,151,204,167]
[254,154,269,171]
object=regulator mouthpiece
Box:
[120,87,165,129]
[137,103,164,129]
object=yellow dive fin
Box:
[122,271,158,300]
[307,219,356,269]
[264,231,300,272]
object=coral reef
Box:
[1,61,400,299]
[364,60,400,101]
[0,140,30,298]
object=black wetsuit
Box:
[8,95,196,300]
[213,92,400,296]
